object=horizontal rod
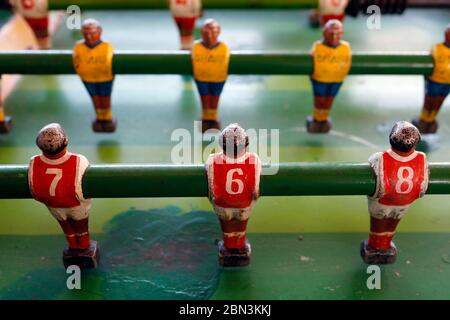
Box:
[0,50,433,75]
[2,162,450,199]
[44,0,450,9]
[48,0,319,10]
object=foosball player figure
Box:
[361,121,429,264]
[0,76,13,133]
[73,19,116,133]
[412,24,450,134]
[10,0,50,49]
[307,19,351,133]
[192,19,230,133]
[28,123,99,269]
[169,0,202,50]
[205,123,262,267]
[309,0,348,28]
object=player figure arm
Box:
[368,152,383,199]
[75,154,90,201]
[253,154,262,200]
[419,152,430,198]
[205,154,215,203]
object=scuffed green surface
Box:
[212,233,450,300]
[3,229,450,299]
[0,207,221,300]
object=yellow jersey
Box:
[73,41,114,83]
[311,40,352,83]
[429,43,450,84]
[192,41,230,82]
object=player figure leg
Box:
[307,81,342,133]
[0,76,12,134]
[321,14,345,25]
[217,211,251,267]
[57,219,77,250]
[25,16,51,49]
[307,96,333,133]
[412,79,450,134]
[63,218,100,269]
[308,9,320,28]
[0,108,12,134]
[175,17,196,50]
[197,81,223,133]
[361,214,401,264]
[84,81,117,133]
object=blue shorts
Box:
[195,80,226,96]
[83,81,114,97]
[311,79,343,97]
[425,79,450,97]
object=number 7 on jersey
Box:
[46,168,62,197]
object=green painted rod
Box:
[44,0,450,9]
[48,0,318,10]
[0,51,433,75]
[1,162,450,199]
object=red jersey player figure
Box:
[361,121,429,264]
[169,0,202,50]
[309,0,348,28]
[192,19,230,133]
[73,19,116,133]
[412,24,450,134]
[28,123,99,269]
[10,0,51,49]
[307,19,351,133]
[205,123,262,267]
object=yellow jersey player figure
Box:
[412,24,450,134]
[307,19,351,133]
[205,123,262,267]
[0,76,13,133]
[28,123,99,269]
[192,19,230,133]
[169,0,202,50]
[73,19,116,133]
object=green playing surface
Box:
[1,9,450,299]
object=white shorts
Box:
[47,200,91,221]
[367,198,410,220]
[213,204,254,221]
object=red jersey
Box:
[207,152,261,209]
[377,150,428,206]
[29,152,87,208]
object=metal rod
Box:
[0,50,433,75]
[47,0,319,10]
[44,0,450,10]
[1,162,450,199]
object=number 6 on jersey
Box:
[225,168,244,195]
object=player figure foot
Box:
[411,117,438,134]
[63,240,100,269]
[201,119,221,133]
[218,239,251,267]
[360,240,397,265]
[92,118,117,133]
[306,116,331,133]
[0,116,13,134]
